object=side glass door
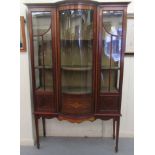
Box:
[31,10,56,112]
[58,6,95,115]
[100,10,123,93]
[97,8,124,113]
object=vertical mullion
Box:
[50,10,53,92]
[108,70,111,92]
[109,35,113,91]
[42,35,45,90]
[38,39,42,88]
[99,9,102,94]
[115,69,118,91]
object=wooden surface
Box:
[20,16,26,52]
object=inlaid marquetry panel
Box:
[61,95,92,114]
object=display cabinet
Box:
[26,0,129,152]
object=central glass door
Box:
[58,7,95,115]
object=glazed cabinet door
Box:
[96,6,126,113]
[29,8,57,113]
[57,5,96,115]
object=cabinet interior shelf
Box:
[61,66,92,71]
[60,39,93,41]
[62,87,91,94]
[35,66,53,69]
[35,86,53,92]
[101,66,120,70]
[100,87,119,93]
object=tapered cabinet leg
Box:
[35,116,40,149]
[42,117,46,137]
[115,117,120,152]
[113,118,116,140]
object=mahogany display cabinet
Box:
[26,0,130,152]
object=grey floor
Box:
[20,137,134,155]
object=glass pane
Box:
[102,10,123,35]
[100,10,123,93]
[102,32,111,68]
[62,70,92,94]
[102,10,123,69]
[60,10,93,94]
[32,12,53,91]
[101,70,109,92]
[110,70,120,92]
[43,32,52,67]
[45,70,53,91]
[111,36,121,67]
[35,69,45,91]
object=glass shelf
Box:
[101,66,120,70]
[60,39,93,41]
[35,86,53,92]
[61,66,92,71]
[35,66,53,69]
[62,87,91,94]
[100,87,119,93]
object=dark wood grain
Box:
[25,1,130,7]
[115,117,120,152]
[118,7,127,112]
[125,52,134,56]
[35,93,55,112]
[35,116,40,149]
[113,118,116,139]
[98,95,119,112]
[42,117,46,137]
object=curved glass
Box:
[60,10,93,94]
[32,12,53,91]
[101,10,123,93]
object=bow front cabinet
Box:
[26,0,129,152]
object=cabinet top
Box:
[25,0,130,7]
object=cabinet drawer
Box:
[98,95,119,112]
[61,95,92,115]
[35,94,55,112]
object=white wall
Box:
[20,3,34,145]
[20,0,134,145]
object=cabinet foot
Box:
[115,146,118,152]
[37,143,40,149]
[113,118,116,140]
[35,116,40,149]
[115,117,120,153]
[42,117,46,137]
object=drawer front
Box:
[35,94,55,112]
[61,95,92,115]
[98,95,119,112]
